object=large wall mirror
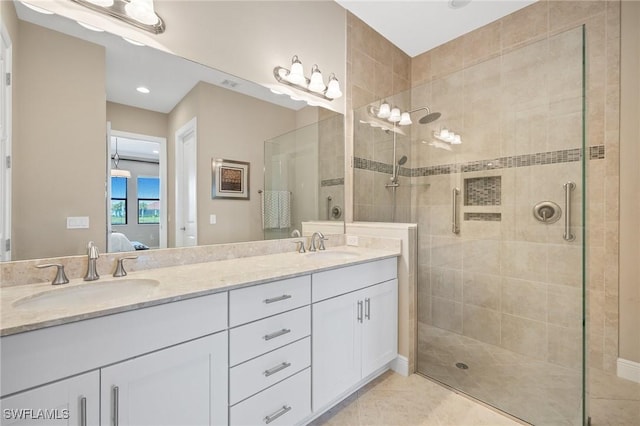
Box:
[3,1,345,261]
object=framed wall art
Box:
[211,159,250,200]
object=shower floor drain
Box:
[455,362,469,370]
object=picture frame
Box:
[211,159,250,200]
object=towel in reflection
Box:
[262,190,291,229]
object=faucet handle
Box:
[113,256,138,277]
[318,234,328,251]
[36,263,70,285]
[292,240,306,253]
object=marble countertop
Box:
[0,246,399,337]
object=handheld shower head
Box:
[390,155,408,184]
[397,155,408,166]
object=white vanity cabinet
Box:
[0,371,99,426]
[311,258,398,412]
[1,292,228,426]
[228,276,312,426]
[100,332,228,426]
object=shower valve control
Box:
[533,201,562,224]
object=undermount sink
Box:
[13,279,160,310]
[305,250,360,260]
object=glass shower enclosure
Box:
[353,26,586,425]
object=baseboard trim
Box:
[390,355,409,377]
[617,357,640,383]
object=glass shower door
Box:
[415,26,586,425]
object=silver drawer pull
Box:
[263,328,291,341]
[80,396,87,426]
[263,362,292,377]
[264,294,292,304]
[264,405,292,424]
[112,386,119,426]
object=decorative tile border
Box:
[353,145,605,177]
[464,212,502,222]
[321,177,345,187]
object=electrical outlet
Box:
[346,235,359,246]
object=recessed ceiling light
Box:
[448,0,472,9]
[77,21,105,32]
[20,1,54,14]
[136,86,150,94]
[123,37,145,47]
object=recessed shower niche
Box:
[463,176,502,221]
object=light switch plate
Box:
[67,216,89,229]
[346,235,359,246]
[210,214,217,225]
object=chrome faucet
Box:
[36,263,69,285]
[290,229,301,238]
[309,232,327,252]
[84,241,100,281]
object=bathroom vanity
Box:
[0,248,398,426]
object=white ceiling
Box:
[336,0,536,57]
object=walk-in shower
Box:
[353,25,586,426]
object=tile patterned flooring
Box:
[312,324,640,426]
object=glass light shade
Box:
[389,107,401,123]
[398,112,412,126]
[452,134,462,144]
[287,56,307,86]
[325,74,342,99]
[377,102,391,119]
[308,65,326,93]
[125,0,159,26]
[440,129,450,139]
[86,0,114,6]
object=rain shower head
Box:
[419,111,442,124]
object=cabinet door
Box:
[312,291,362,412]
[0,371,98,426]
[361,279,398,378]
[100,332,228,426]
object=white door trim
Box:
[109,129,168,250]
[1,22,12,261]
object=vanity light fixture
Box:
[69,0,165,34]
[111,138,132,178]
[433,128,462,145]
[274,55,343,101]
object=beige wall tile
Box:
[432,297,463,333]
[548,324,582,368]
[463,304,501,345]
[502,277,548,322]
[549,0,606,32]
[501,314,548,360]
[501,0,548,50]
[463,272,501,310]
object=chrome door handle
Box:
[365,298,371,320]
[263,328,291,341]
[357,300,363,323]
[80,396,87,426]
[263,362,292,377]
[112,386,119,426]
[264,405,292,424]
[452,188,460,234]
[263,294,292,304]
[563,181,576,241]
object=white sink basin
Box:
[13,279,160,310]
[305,250,360,260]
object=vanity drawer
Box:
[230,337,310,405]
[230,306,310,366]
[230,368,311,426]
[312,257,397,302]
[230,275,311,327]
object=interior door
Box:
[175,118,197,247]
